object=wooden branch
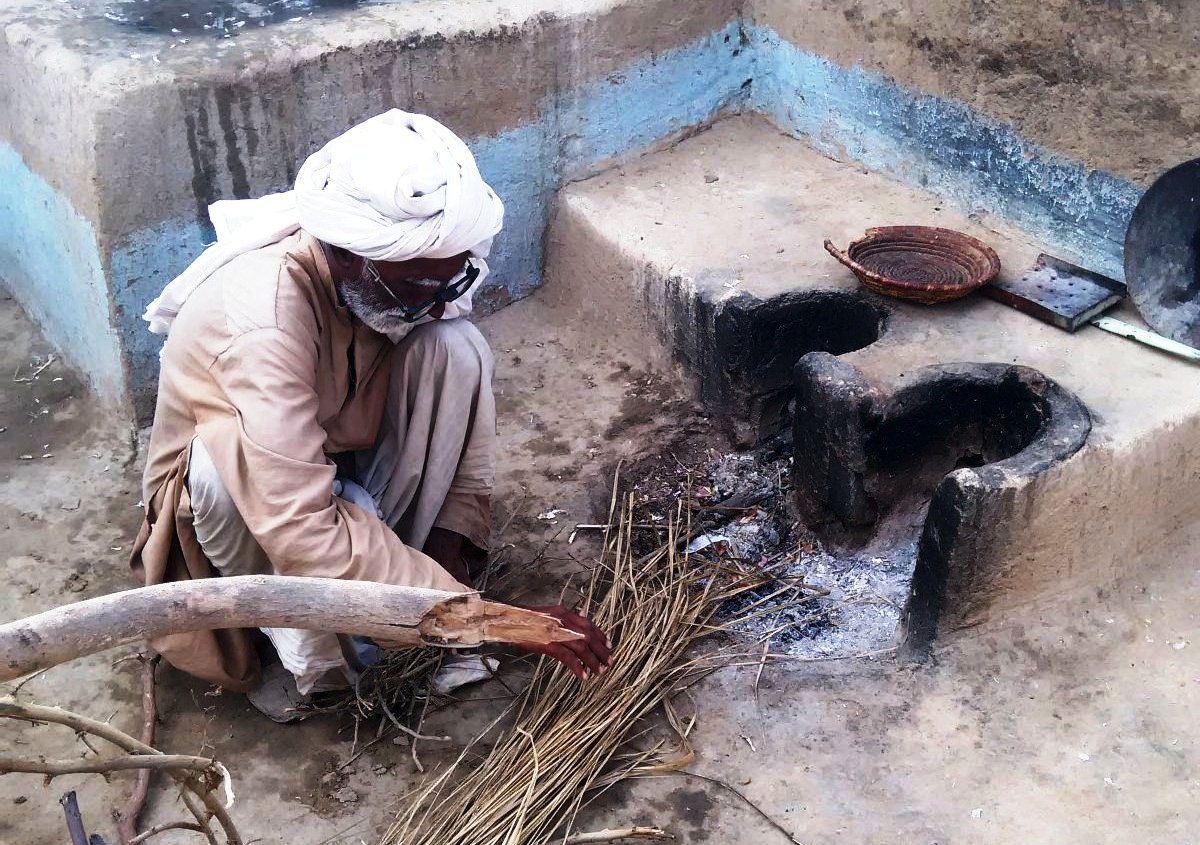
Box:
[0,754,217,776]
[564,827,673,843]
[417,594,576,647]
[174,790,218,845]
[0,700,238,845]
[115,653,159,845]
[0,575,582,682]
[128,821,205,844]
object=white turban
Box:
[143,109,505,336]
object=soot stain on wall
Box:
[181,95,219,240]
[214,86,251,199]
[102,0,364,36]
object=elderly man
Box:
[131,111,610,717]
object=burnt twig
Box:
[62,790,89,845]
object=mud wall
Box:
[4,0,1194,417]
[751,0,1200,187]
[0,0,748,417]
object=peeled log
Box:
[0,575,582,683]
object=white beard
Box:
[338,282,410,336]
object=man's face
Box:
[338,251,471,334]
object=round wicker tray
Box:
[824,226,1001,304]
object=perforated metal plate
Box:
[981,253,1126,332]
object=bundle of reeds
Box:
[383,493,760,845]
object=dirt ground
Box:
[2,279,1198,844]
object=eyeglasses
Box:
[365,258,481,323]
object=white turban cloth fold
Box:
[143,109,505,336]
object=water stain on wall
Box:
[103,0,363,36]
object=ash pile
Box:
[626,446,917,658]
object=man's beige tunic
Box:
[131,231,485,691]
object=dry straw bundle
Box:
[383,491,769,845]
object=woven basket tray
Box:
[824,226,1001,304]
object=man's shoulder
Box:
[205,234,329,340]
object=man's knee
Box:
[187,437,236,523]
[399,319,493,384]
[187,437,269,575]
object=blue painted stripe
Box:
[108,216,212,410]
[0,143,124,395]
[557,22,755,177]
[748,28,1141,279]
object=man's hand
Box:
[519,605,613,680]
[420,531,613,677]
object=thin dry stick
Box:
[168,784,219,845]
[13,354,56,383]
[562,828,672,844]
[128,821,206,844]
[5,666,52,695]
[337,733,392,773]
[658,771,803,845]
[115,652,159,845]
[410,693,433,774]
[378,693,450,743]
[753,639,770,711]
[0,754,217,776]
[482,492,528,593]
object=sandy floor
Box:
[1,258,1198,843]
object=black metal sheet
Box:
[980,253,1126,332]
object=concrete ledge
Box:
[549,114,1200,636]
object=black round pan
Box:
[1125,158,1200,348]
